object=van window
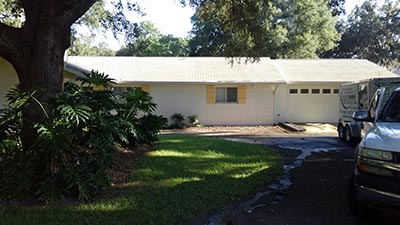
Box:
[380,91,400,122]
[369,90,381,119]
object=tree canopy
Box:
[326,0,400,68]
[68,34,115,56]
[188,0,340,59]
[116,21,189,56]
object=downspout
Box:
[271,83,280,125]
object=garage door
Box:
[286,86,339,123]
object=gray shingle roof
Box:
[65,56,398,84]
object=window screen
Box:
[216,87,238,103]
[226,87,238,102]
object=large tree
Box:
[68,34,115,56]
[326,0,400,68]
[0,0,140,147]
[189,0,340,58]
[116,21,189,56]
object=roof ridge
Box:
[271,60,289,84]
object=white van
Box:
[348,87,400,219]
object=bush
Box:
[187,114,201,127]
[170,113,186,128]
[0,71,167,203]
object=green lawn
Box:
[0,135,282,225]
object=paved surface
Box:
[231,139,400,225]
[180,126,400,225]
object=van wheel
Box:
[344,125,352,143]
[348,174,382,220]
[338,124,345,141]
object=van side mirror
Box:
[353,110,373,122]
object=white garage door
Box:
[286,85,340,123]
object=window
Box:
[333,89,339,94]
[216,87,238,103]
[113,87,126,93]
[300,89,309,94]
[322,89,331,94]
[312,89,320,94]
[380,91,400,122]
[289,89,298,94]
[369,90,381,119]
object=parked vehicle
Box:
[337,77,400,144]
[348,87,400,219]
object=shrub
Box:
[170,113,186,128]
[0,71,166,203]
[187,114,201,127]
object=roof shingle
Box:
[65,57,398,84]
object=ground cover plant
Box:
[0,135,283,225]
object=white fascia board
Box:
[115,80,286,85]
[64,63,90,78]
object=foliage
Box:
[0,72,166,203]
[328,0,346,16]
[115,87,167,145]
[188,0,340,59]
[187,114,201,127]
[0,135,283,225]
[324,0,400,69]
[77,70,116,89]
[0,0,23,27]
[68,34,115,56]
[116,21,189,56]
[170,113,186,128]
[0,86,36,201]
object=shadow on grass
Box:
[0,135,282,225]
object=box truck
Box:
[337,77,400,143]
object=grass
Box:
[0,135,283,225]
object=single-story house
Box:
[1,57,398,125]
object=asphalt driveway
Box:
[231,139,400,225]
[181,126,400,225]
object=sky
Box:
[101,0,368,50]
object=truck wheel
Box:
[344,125,353,143]
[348,174,382,220]
[338,124,345,141]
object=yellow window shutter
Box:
[238,85,246,104]
[141,85,150,93]
[207,85,215,104]
[93,85,106,91]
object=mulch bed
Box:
[109,144,152,186]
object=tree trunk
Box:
[0,1,98,150]
[13,26,70,149]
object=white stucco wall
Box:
[149,83,275,125]
[0,59,19,108]
[275,83,340,123]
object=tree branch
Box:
[59,0,99,26]
[0,22,25,66]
